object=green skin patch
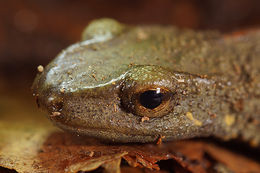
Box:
[32,18,260,144]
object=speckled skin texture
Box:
[32,19,260,144]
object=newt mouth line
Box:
[54,121,161,142]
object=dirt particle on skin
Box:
[51,112,61,117]
[89,151,94,157]
[156,135,165,145]
[194,119,202,126]
[91,74,97,80]
[37,65,44,72]
[224,114,235,126]
[186,112,202,126]
[113,104,118,112]
[177,79,185,83]
[60,88,65,93]
[141,116,150,122]
[186,112,194,120]
[128,63,135,67]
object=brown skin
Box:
[32,19,260,143]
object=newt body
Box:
[33,19,260,143]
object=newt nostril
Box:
[47,96,64,112]
[36,93,64,114]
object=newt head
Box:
[33,18,260,143]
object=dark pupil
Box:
[139,90,164,109]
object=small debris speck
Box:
[156,135,165,145]
[224,114,235,126]
[114,104,118,112]
[177,79,185,83]
[92,74,97,80]
[37,65,44,72]
[89,151,94,157]
[141,116,150,122]
[194,119,202,126]
[60,88,65,93]
[186,112,202,126]
[51,112,61,117]
[186,112,194,121]
[128,63,135,67]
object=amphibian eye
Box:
[139,88,164,109]
[121,65,176,118]
[121,86,174,118]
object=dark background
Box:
[0,0,259,95]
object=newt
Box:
[32,18,260,144]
